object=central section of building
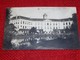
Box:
[10,13,73,34]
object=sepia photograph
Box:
[3,7,79,49]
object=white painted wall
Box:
[9,19,73,33]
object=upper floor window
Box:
[23,26,24,29]
[21,21,22,24]
[23,21,24,24]
[47,23,49,25]
[66,22,67,25]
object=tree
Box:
[3,8,16,49]
[5,8,12,26]
[29,27,37,34]
[70,13,79,48]
[65,27,70,33]
[70,13,78,32]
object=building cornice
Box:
[11,16,73,21]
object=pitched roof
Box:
[11,16,73,21]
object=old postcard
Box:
[3,7,79,49]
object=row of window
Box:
[16,25,70,29]
[13,21,72,26]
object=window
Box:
[50,23,51,25]
[56,23,57,25]
[63,23,65,25]
[53,23,55,25]
[53,27,55,29]
[64,26,65,29]
[47,23,49,25]
[48,27,49,29]
[56,27,57,29]
[18,26,19,28]
[21,21,22,24]
[66,22,67,25]
[69,22,70,25]
[23,21,24,24]
[16,22,17,24]
[25,26,26,28]
[30,23,32,25]
[50,27,52,29]
[23,26,24,29]
[21,25,22,27]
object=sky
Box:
[11,7,77,19]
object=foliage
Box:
[29,27,37,34]
[3,8,16,49]
[70,13,78,32]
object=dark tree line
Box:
[3,8,16,49]
[29,27,37,34]
[70,13,78,32]
[70,13,79,48]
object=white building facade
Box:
[9,14,73,34]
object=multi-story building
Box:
[9,13,73,34]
